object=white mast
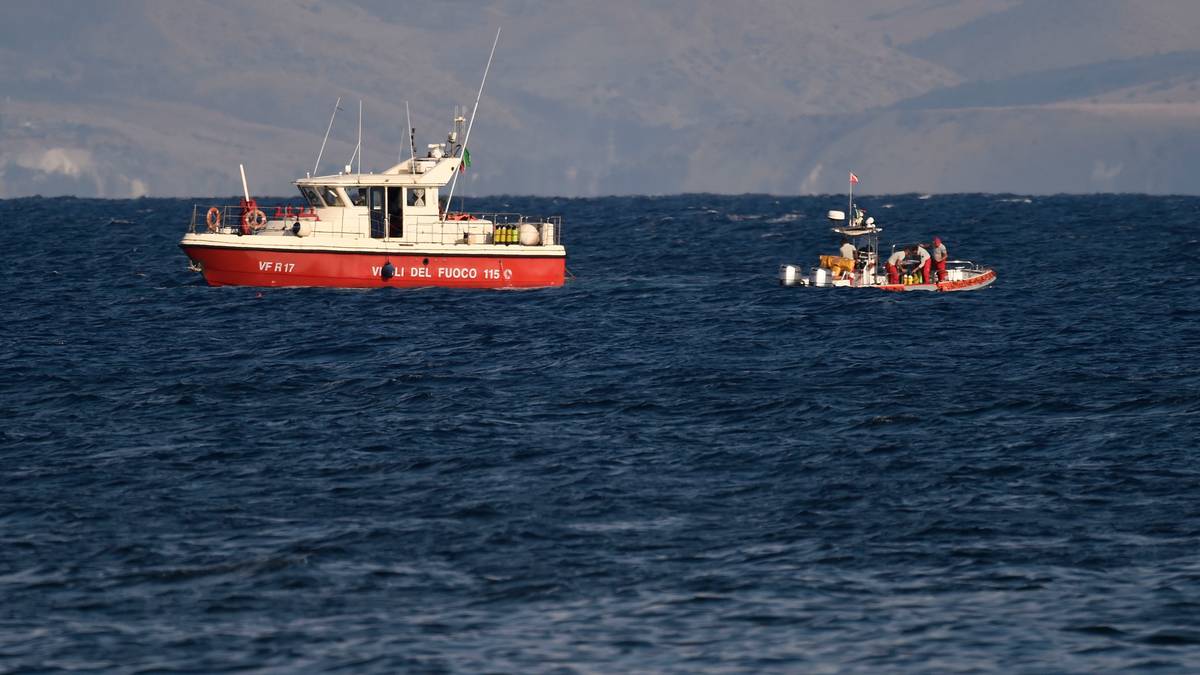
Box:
[441,27,501,223]
[313,97,342,176]
[239,163,251,202]
[848,171,854,227]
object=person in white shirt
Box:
[886,249,906,284]
[839,238,856,261]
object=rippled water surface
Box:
[2,194,1200,673]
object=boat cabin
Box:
[291,144,483,244]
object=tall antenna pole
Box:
[441,27,501,224]
[460,28,499,164]
[406,101,416,175]
[346,101,362,171]
[314,97,342,176]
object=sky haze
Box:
[2,0,1199,198]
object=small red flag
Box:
[849,172,859,184]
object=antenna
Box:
[406,101,416,175]
[346,100,363,173]
[441,27,501,224]
[314,97,342,176]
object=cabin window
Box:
[321,186,344,207]
[369,187,385,239]
[300,186,324,207]
[388,187,402,237]
[407,188,425,207]
[348,187,368,206]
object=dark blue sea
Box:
[2,193,1199,673]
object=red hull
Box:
[879,268,997,293]
[181,244,565,288]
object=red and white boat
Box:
[179,161,565,289]
[779,175,995,293]
[180,33,566,289]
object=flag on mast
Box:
[849,172,859,184]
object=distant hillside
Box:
[901,0,1200,81]
[1,0,1199,197]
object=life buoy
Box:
[206,207,221,230]
[241,208,267,231]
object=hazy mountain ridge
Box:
[901,0,1200,81]
[2,0,1199,198]
[894,51,1200,110]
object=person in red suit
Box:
[914,244,932,283]
[930,236,948,282]
[886,249,906,284]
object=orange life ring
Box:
[206,207,221,230]
[241,208,267,231]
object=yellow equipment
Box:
[819,255,855,278]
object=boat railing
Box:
[188,203,320,234]
[945,259,984,271]
[441,212,564,246]
[189,204,564,246]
